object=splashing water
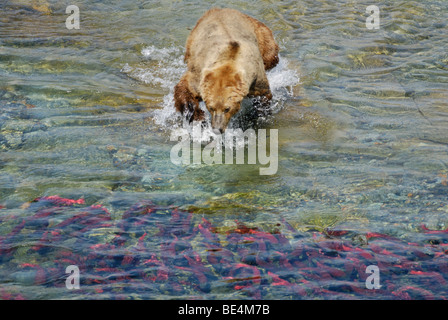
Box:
[122,45,300,137]
[122,45,186,91]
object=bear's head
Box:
[200,64,248,134]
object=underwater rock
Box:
[2,120,46,134]
[0,174,16,199]
[7,0,52,14]
[11,270,38,286]
[0,102,29,122]
[136,147,151,157]
[347,52,390,69]
[21,130,51,149]
[0,132,23,149]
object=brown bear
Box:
[174,8,279,133]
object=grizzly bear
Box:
[174,8,279,133]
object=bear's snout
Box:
[211,113,228,134]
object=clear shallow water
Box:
[0,0,448,299]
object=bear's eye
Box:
[224,107,231,114]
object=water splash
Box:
[122,45,300,135]
[122,45,186,90]
[268,57,300,100]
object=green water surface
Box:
[0,0,447,299]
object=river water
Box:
[0,0,447,299]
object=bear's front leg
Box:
[249,76,274,118]
[250,88,273,119]
[174,75,204,123]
